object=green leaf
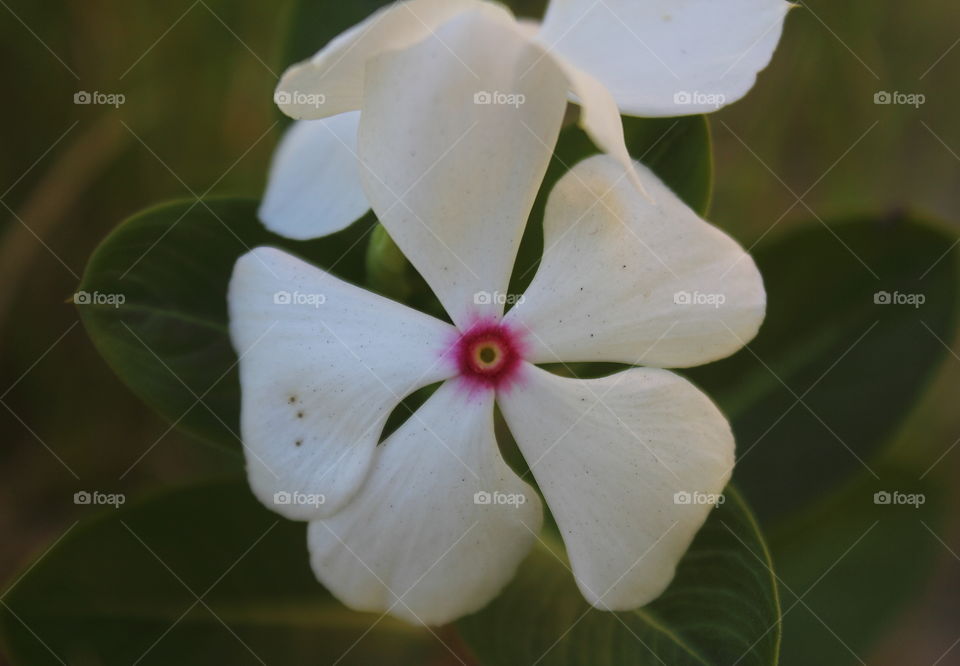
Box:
[623,115,713,217]
[770,466,945,665]
[458,486,780,666]
[676,215,956,661]
[686,213,959,522]
[0,481,447,665]
[502,0,549,20]
[365,223,414,302]
[77,198,376,450]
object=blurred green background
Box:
[1,1,958,663]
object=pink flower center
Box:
[452,320,525,392]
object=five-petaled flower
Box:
[260,0,790,240]
[230,150,765,623]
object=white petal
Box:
[275,0,485,119]
[505,155,765,368]
[258,114,369,240]
[538,0,791,116]
[228,247,458,520]
[499,364,733,610]
[308,381,542,625]
[358,9,569,328]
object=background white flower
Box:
[260,0,791,240]
[229,150,765,625]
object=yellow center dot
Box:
[476,344,499,367]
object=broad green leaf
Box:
[77,198,376,449]
[770,466,944,665]
[0,481,448,665]
[686,214,959,522]
[678,215,956,661]
[458,486,780,666]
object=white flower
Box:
[260,0,791,240]
[229,148,765,623]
